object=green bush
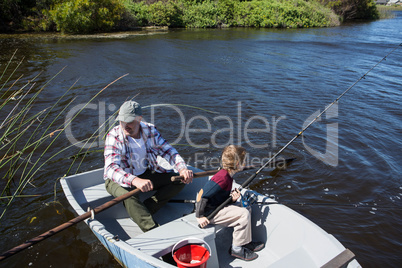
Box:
[48,0,125,33]
[4,0,381,33]
[125,0,338,29]
[320,0,379,21]
[0,0,39,31]
[148,0,184,27]
[182,0,219,28]
[217,0,236,26]
[232,0,335,28]
[124,1,150,26]
[354,0,379,20]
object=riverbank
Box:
[0,0,381,34]
[0,27,169,40]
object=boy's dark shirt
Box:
[196,169,233,217]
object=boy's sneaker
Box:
[230,246,258,261]
[244,241,265,252]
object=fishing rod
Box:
[204,43,402,223]
[171,158,295,182]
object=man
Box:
[104,101,193,232]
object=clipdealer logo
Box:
[64,101,338,167]
[302,103,338,167]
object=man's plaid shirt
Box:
[104,121,186,187]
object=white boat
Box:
[61,162,360,268]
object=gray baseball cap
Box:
[116,101,142,122]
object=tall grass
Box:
[0,51,127,221]
[377,5,401,19]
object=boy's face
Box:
[238,159,246,171]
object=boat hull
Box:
[61,166,360,268]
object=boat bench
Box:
[125,213,219,267]
[80,183,129,219]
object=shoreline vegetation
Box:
[0,0,391,34]
[0,51,124,220]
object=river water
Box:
[0,12,401,268]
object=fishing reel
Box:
[241,191,258,208]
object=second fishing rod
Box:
[203,43,402,223]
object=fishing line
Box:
[170,199,402,210]
[257,201,402,210]
[205,43,402,222]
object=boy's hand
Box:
[231,188,241,202]
[196,217,210,228]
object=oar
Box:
[171,158,295,182]
[0,187,141,261]
[202,45,401,225]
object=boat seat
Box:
[80,183,129,219]
[125,213,219,267]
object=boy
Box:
[195,145,264,261]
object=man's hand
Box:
[131,177,153,192]
[179,168,193,184]
[196,217,210,228]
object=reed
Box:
[64,77,130,175]
[0,51,127,221]
[377,5,401,19]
